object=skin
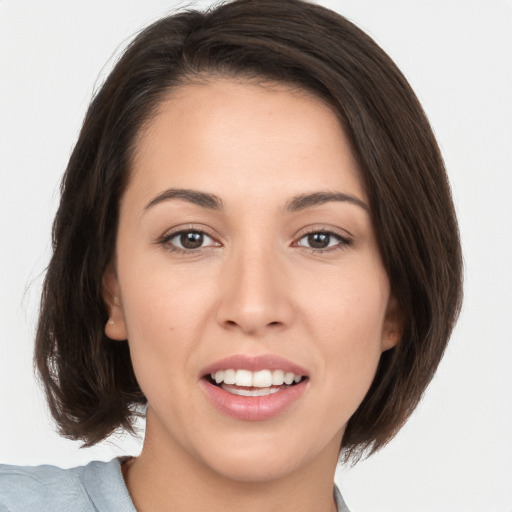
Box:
[104,79,401,512]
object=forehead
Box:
[127,78,365,208]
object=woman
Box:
[0,0,462,510]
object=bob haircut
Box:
[35,0,462,461]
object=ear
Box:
[102,264,128,341]
[381,294,403,352]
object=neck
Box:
[123,416,341,512]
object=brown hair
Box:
[35,0,462,461]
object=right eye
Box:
[161,230,220,252]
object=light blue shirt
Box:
[0,458,350,511]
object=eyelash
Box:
[294,229,352,253]
[158,228,220,255]
[158,228,352,255]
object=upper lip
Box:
[200,354,309,378]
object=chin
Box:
[192,427,341,484]
[206,452,304,484]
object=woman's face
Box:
[105,79,400,482]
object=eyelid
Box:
[292,226,353,251]
[157,224,222,252]
[294,224,353,239]
[156,224,353,254]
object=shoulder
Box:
[334,483,351,512]
[0,458,135,512]
[0,461,95,512]
[0,462,91,511]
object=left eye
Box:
[296,232,347,250]
[166,231,216,250]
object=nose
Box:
[216,247,294,336]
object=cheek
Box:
[299,260,389,343]
[117,264,215,386]
[120,250,215,328]
[297,262,389,396]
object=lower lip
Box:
[200,379,307,421]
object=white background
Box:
[1,1,511,511]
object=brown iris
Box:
[180,232,204,249]
[307,233,331,249]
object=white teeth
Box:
[224,386,282,397]
[252,370,272,387]
[223,369,236,385]
[284,372,295,385]
[235,369,253,387]
[272,369,284,385]
[211,369,303,387]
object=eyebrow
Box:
[144,188,368,213]
[145,188,223,211]
[285,191,369,212]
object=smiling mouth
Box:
[205,369,307,397]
